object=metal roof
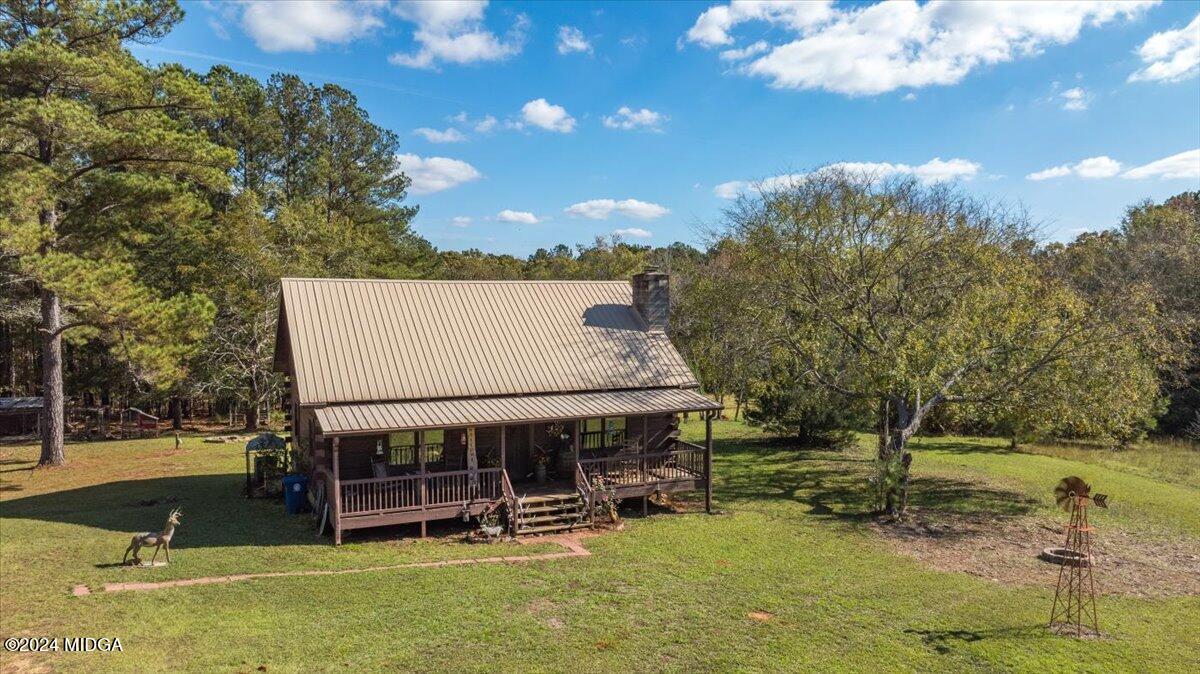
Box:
[0,397,42,414]
[313,388,722,435]
[278,278,698,406]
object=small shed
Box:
[0,397,42,436]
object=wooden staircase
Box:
[512,491,592,535]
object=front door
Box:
[505,424,532,482]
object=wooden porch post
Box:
[499,425,506,475]
[332,436,342,545]
[705,412,714,514]
[466,426,478,495]
[418,429,427,538]
[642,414,649,451]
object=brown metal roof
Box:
[279,278,699,406]
[0,397,42,414]
[313,388,721,435]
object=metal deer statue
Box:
[123,508,181,566]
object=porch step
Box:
[513,490,592,536]
[518,523,584,535]
[521,503,584,515]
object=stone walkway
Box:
[72,533,593,596]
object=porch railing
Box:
[340,467,502,517]
[575,461,595,523]
[576,440,707,487]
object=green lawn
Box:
[1,421,1197,672]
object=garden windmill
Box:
[1048,476,1108,637]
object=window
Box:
[388,431,417,465]
[389,430,446,466]
[605,417,626,448]
[424,429,445,465]
[581,417,626,451]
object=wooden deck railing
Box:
[340,468,502,517]
[577,441,707,487]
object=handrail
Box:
[501,469,519,534]
[341,467,494,486]
[575,462,594,524]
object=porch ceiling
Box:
[312,388,721,435]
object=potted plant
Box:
[532,445,549,484]
[476,503,504,542]
[591,476,623,530]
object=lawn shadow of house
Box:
[712,436,1040,537]
[0,473,323,549]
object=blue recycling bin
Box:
[283,474,309,514]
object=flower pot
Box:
[535,463,547,484]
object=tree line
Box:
[2,1,1197,504]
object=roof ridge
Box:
[281,277,630,285]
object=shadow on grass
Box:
[905,625,1049,655]
[0,473,323,549]
[713,437,1039,528]
[907,438,1020,455]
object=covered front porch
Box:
[305,388,721,543]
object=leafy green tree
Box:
[0,0,231,465]
[182,71,427,429]
[1046,192,1198,436]
[709,170,1164,516]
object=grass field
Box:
[1,421,1198,672]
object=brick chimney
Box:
[632,266,670,332]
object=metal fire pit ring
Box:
[1039,546,1092,567]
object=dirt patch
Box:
[871,510,1200,598]
[747,611,774,623]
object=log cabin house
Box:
[273,269,721,543]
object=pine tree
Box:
[0,0,232,465]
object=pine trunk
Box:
[170,397,183,430]
[1,321,14,395]
[39,288,65,467]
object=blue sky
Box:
[137,1,1200,255]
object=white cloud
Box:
[713,180,746,199]
[688,1,834,47]
[389,1,527,69]
[1121,149,1200,180]
[1129,13,1200,83]
[719,40,770,61]
[520,98,576,133]
[1074,156,1122,178]
[1027,156,1122,180]
[452,216,472,227]
[474,115,498,133]
[613,227,653,238]
[686,1,1157,96]
[564,199,670,220]
[714,159,979,198]
[1026,165,1073,181]
[602,106,668,131]
[1060,87,1089,111]
[414,127,467,143]
[238,0,385,53]
[208,17,231,41]
[557,25,593,54]
[902,92,918,101]
[496,209,539,224]
[395,153,482,194]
